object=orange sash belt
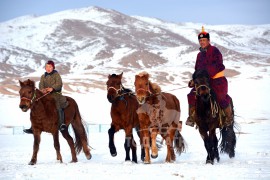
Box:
[212,70,224,79]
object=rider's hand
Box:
[188,80,195,88]
[46,87,53,92]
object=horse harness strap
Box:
[210,97,225,127]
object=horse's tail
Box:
[71,101,89,154]
[174,130,186,155]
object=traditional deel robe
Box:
[188,44,231,108]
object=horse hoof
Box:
[206,160,214,165]
[86,153,92,160]
[28,161,36,165]
[70,159,78,163]
[151,154,158,159]
[144,160,151,164]
[111,152,117,157]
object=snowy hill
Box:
[0,6,270,179]
[0,6,269,95]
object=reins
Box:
[21,88,50,104]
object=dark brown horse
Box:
[19,79,91,165]
[106,72,144,163]
[192,69,236,164]
[134,72,185,164]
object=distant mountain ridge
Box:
[0,6,269,95]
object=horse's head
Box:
[134,72,151,105]
[106,72,123,103]
[19,79,36,112]
[193,69,211,102]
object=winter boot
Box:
[23,126,33,134]
[58,109,67,132]
[223,104,233,127]
[186,105,196,127]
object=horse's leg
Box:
[141,127,151,164]
[29,131,41,165]
[208,129,217,164]
[108,125,117,156]
[165,126,177,163]
[124,127,133,162]
[150,127,158,159]
[61,129,77,163]
[130,134,138,163]
[135,126,145,161]
[213,133,220,162]
[52,131,63,163]
[199,128,212,164]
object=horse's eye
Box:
[28,90,32,94]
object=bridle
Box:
[20,88,50,105]
[135,80,153,97]
[195,84,211,97]
[195,83,219,118]
[107,84,126,97]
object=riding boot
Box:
[223,104,233,127]
[58,109,67,132]
[23,126,33,134]
[186,105,196,127]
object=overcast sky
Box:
[0,0,269,25]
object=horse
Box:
[19,79,91,165]
[106,72,144,163]
[192,69,236,164]
[134,72,185,164]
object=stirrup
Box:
[186,117,195,127]
[23,128,33,134]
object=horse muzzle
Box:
[136,96,146,105]
[107,94,116,103]
[19,104,29,112]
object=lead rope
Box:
[210,97,218,118]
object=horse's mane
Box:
[137,71,161,94]
[192,69,210,80]
[122,86,133,93]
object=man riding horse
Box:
[186,26,233,128]
[23,60,68,134]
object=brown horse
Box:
[19,79,91,165]
[106,72,144,163]
[192,69,236,164]
[134,72,185,164]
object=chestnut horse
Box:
[134,72,185,164]
[19,79,91,165]
[106,73,144,163]
[192,69,236,164]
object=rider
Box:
[23,60,68,134]
[186,26,233,128]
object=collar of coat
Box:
[45,70,58,77]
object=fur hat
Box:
[198,26,210,40]
[46,60,55,69]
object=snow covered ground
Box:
[0,77,270,179]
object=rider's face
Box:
[199,38,210,49]
[45,64,54,73]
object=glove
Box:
[188,80,194,88]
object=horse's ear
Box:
[19,80,23,87]
[108,74,111,78]
[119,72,123,79]
[27,79,35,87]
